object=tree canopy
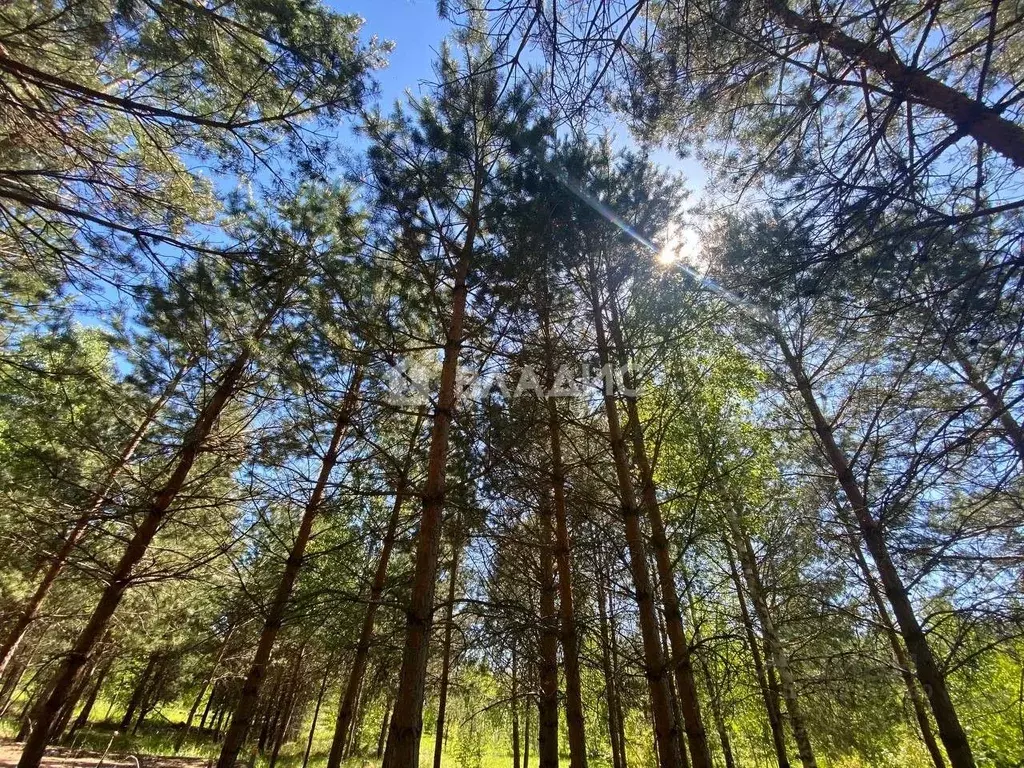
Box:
[0,5,1022,768]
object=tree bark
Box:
[215,367,363,768]
[67,654,112,737]
[53,657,100,740]
[587,255,683,768]
[511,646,521,768]
[16,689,42,741]
[201,680,220,731]
[268,650,304,768]
[540,284,588,768]
[302,656,333,768]
[432,539,463,768]
[766,661,787,758]
[326,412,423,768]
[844,529,946,768]
[346,669,364,758]
[258,670,284,754]
[776,331,975,768]
[176,623,236,752]
[725,548,789,768]
[536,498,560,768]
[608,597,628,768]
[120,653,159,730]
[659,614,690,768]
[382,174,481,768]
[628,413,712,768]
[713,713,736,768]
[0,657,28,715]
[694,642,736,768]
[0,365,186,677]
[605,283,712,768]
[377,695,392,760]
[948,340,1024,465]
[596,560,625,768]
[545,397,589,768]
[769,0,1024,168]
[133,655,171,734]
[721,509,817,768]
[17,344,258,768]
[523,683,531,768]
[212,700,228,741]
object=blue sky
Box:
[331,0,711,269]
[340,0,453,105]
[337,0,708,195]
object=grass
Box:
[0,709,540,768]
[0,691,589,768]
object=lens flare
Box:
[657,227,702,268]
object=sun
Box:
[656,226,704,269]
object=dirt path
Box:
[0,742,210,768]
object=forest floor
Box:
[0,743,211,768]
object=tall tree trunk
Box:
[17,343,260,768]
[607,593,628,768]
[523,684,531,768]
[382,176,481,768]
[302,656,333,768]
[725,548,789,768]
[540,283,588,768]
[721,509,817,768]
[133,655,171,734]
[269,650,304,768]
[767,0,1024,167]
[377,695,392,760]
[213,701,228,741]
[15,663,54,737]
[632,423,713,768]
[546,398,589,768]
[776,331,975,768]
[0,366,186,677]
[536,499,560,768]
[712,711,736,768]
[843,528,946,768]
[326,412,423,768]
[54,631,112,741]
[201,680,220,731]
[284,652,306,741]
[694,644,736,768]
[53,659,98,740]
[176,623,236,752]
[120,652,159,730]
[216,367,363,768]
[947,340,1024,465]
[656,603,690,768]
[605,283,712,768]
[596,560,624,768]
[766,662,787,757]
[0,657,29,715]
[258,671,284,754]
[587,256,683,768]
[511,646,521,768]
[16,689,42,741]
[432,539,464,768]
[67,654,112,738]
[346,671,364,758]
[651,708,662,768]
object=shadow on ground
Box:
[0,741,211,768]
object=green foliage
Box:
[0,9,1021,768]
